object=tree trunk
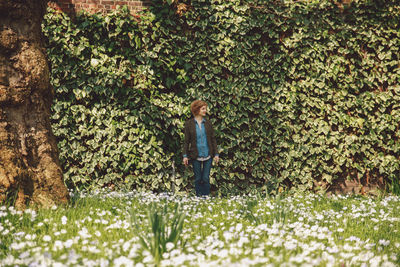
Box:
[0,0,69,208]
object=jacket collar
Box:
[193,118,206,123]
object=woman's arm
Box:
[183,121,190,165]
[209,122,219,163]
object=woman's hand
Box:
[214,156,220,165]
[183,157,189,166]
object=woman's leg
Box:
[192,160,202,196]
[201,158,213,196]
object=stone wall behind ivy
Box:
[48,0,151,15]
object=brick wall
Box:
[48,0,152,15]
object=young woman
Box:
[183,100,219,196]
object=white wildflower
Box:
[61,216,67,225]
[166,242,175,251]
[78,227,91,239]
[122,241,130,252]
[64,239,73,248]
[218,249,228,258]
[223,231,233,241]
[10,242,26,250]
[378,239,390,246]
[285,241,297,250]
[19,251,30,259]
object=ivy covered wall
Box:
[43,0,400,195]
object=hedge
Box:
[42,0,400,195]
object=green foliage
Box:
[131,202,186,264]
[43,0,400,194]
[388,177,400,195]
[240,194,290,225]
[43,7,191,192]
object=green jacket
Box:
[183,118,218,160]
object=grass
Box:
[131,202,186,264]
[1,190,399,266]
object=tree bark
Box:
[0,0,69,208]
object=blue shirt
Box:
[183,118,219,159]
[195,118,209,158]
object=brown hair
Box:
[190,100,207,115]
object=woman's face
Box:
[198,105,207,117]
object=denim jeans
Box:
[192,158,212,196]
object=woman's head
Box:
[191,100,208,116]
